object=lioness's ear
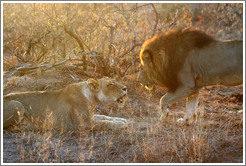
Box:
[141,50,152,65]
[87,78,100,92]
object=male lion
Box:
[138,28,243,123]
[3,77,127,131]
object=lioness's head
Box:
[85,77,127,107]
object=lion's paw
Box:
[177,118,189,125]
[159,113,169,122]
[177,118,185,123]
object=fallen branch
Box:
[10,58,71,77]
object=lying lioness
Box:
[3,77,127,131]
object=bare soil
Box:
[2,68,243,163]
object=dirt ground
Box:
[2,67,244,163]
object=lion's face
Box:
[137,49,158,91]
[86,77,127,107]
[137,65,154,91]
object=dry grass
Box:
[3,70,243,163]
[3,108,243,163]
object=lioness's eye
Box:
[108,82,114,86]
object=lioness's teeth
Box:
[117,97,124,103]
[117,94,127,103]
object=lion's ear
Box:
[87,78,100,92]
[141,50,152,65]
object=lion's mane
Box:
[140,28,216,92]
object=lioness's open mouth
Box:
[117,94,127,103]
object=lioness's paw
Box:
[112,121,127,129]
[106,120,127,130]
[112,117,127,123]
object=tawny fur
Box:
[3,77,127,131]
[138,28,243,123]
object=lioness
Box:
[3,77,127,131]
[138,28,243,123]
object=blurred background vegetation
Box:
[3,3,243,79]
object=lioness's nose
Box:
[122,87,127,92]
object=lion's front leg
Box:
[177,91,199,123]
[160,86,197,122]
